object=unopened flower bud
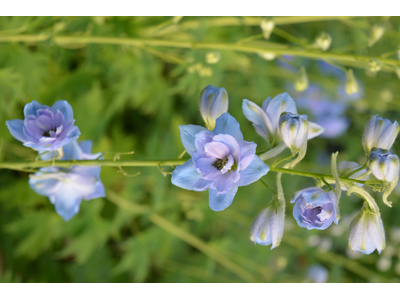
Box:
[258,52,276,61]
[348,207,386,255]
[279,112,309,152]
[369,148,399,182]
[368,25,385,47]
[260,17,275,39]
[315,32,332,51]
[199,85,229,130]
[362,115,400,155]
[294,66,309,92]
[368,58,382,73]
[345,69,359,95]
[250,199,284,249]
[205,51,221,64]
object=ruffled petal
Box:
[209,185,238,211]
[179,125,209,156]
[171,159,201,190]
[23,100,43,117]
[265,93,297,133]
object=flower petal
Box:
[237,155,270,187]
[5,119,27,142]
[307,121,325,140]
[237,140,256,170]
[265,92,297,133]
[171,159,201,190]
[209,185,238,211]
[52,100,74,121]
[212,113,243,141]
[242,99,272,141]
[23,100,43,117]
[377,120,400,150]
[179,125,209,156]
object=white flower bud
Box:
[345,69,359,95]
[260,17,275,39]
[279,112,309,152]
[315,32,332,51]
[368,25,385,47]
[369,148,399,182]
[368,58,382,73]
[199,85,228,130]
[294,66,309,92]
[348,207,386,255]
[362,115,400,155]
[250,199,284,249]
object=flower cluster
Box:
[6,100,105,221]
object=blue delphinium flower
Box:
[6,100,81,151]
[291,187,338,230]
[172,113,270,211]
[29,140,105,221]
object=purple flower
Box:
[29,140,105,221]
[291,187,338,230]
[172,113,270,211]
[6,100,80,151]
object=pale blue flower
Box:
[6,100,80,151]
[199,85,228,130]
[29,140,105,221]
[242,93,324,149]
[348,207,386,255]
[369,148,399,182]
[291,187,338,230]
[249,199,285,249]
[172,113,270,211]
[362,115,400,155]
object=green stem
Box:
[1,35,400,70]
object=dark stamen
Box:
[212,157,228,170]
[43,131,51,137]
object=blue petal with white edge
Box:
[237,155,270,186]
[171,159,201,190]
[6,119,27,142]
[212,113,243,141]
[179,124,209,156]
[209,185,238,211]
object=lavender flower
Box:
[171,113,270,211]
[29,140,105,221]
[6,100,80,151]
[291,187,338,230]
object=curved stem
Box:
[1,35,399,71]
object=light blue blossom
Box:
[242,92,324,153]
[29,140,105,221]
[348,207,386,255]
[199,85,228,130]
[6,100,81,152]
[362,115,400,155]
[171,113,270,211]
[249,199,285,249]
[291,187,338,230]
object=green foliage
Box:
[1,16,400,283]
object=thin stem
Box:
[346,160,368,178]
[1,35,400,71]
[259,178,276,194]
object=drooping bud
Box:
[279,112,309,152]
[315,32,332,51]
[368,25,385,47]
[369,148,399,182]
[368,58,382,73]
[345,69,359,95]
[205,51,221,64]
[348,206,386,255]
[250,198,285,249]
[362,115,400,155]
[199,85,229,130]
[260,17,275,39]
[294,66,309,92]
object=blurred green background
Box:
[0,16,400,283]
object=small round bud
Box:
[345,69,359,95]
[369,148,399,182]
[260,17,275,39]
[294,66,309,92]
[205,51,221,64]
[368,58,382,73]
[315,32,332,51]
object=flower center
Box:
[43,128,56,138]
[212,157,228,170]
